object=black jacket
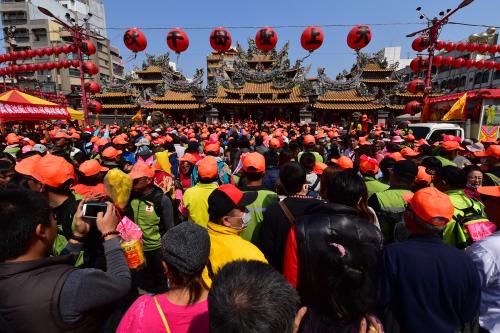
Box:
[260,197,323,272]
[293,203,383,305]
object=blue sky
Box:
[105,0,499,80]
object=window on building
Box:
[495,70,500,81]
[482,71,490,84]
[97,42,104,52]
[32,28,47,42]
[2,0,26,3]
[2,11,27,25]
[14,28,29,43]
[69,68,80,77]
[474,72,483,85]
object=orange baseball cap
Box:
[53,130,72,139]
[242,152,265,173]
[388,152,406,162]
[112,136,128,145]
[403,187,454,225]
[359,155,379,175]
[477,186,500,197]
[204,142,220,154]
[331,156,354,170]
[79,159,109,177]
[358,136,373,146]
[416,166,432,185]
[102,147,122,159]
[129,161,155,180]
[71,132,80,139]
[474,145,500,158]
[6,133,19,144]
[269,138,280,149]
[415,138,429,146]
[303,134,316,146]
[31,154,75,188]
[361,114,368,121]
[15,154,42,176]
[441,140,465,151]
[179,153,197,165]
[401,147,420,157]
[96,137,110,147]
[90,136,99,143]
[406,134,415,141]
[197,156,218,180]
[313,162,328,174]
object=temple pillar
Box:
[205,107,220,124]
[299,107,313,124]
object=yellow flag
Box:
[442,93,467,121]
[131,110,142,122]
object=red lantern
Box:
[434,55,444,67]
[44,48,53,56]
[88,100,103,114]
[123,27,147,53]
[27,64,36,72]
[407,79,425,94]
[80,40,96,55]
[62,60,71,68]
[0,69,4,76]
[166,28,189,53]
[466,43,478,53]
[412,36,430,52]
[18,50,27,59]
[0,54,5,63]
[485,60,496,70]
[477,44,489,53]
[46,62,55,70]
[26,49,35,58]
[54,61,63,69]
[464,59,474,68]
[405,101,422,116]
[474,60,485,69]
[71,60,80,68]
[19,64,27,72]
[496,63,500,71]
[300,26,324,52]
[61,44,71,54]
[410,56,428,72]
[443,56,454,67]
[255,27,278,52]
[347,25,372,50]
[488,45,498,54]
[452,58,465,68]
[210,27,232,53]
[456,42,467,52]
[85,80,101,94]
[10,51,18,60]
[83,61,99,75]
[11,65,20,72]
[52,46,62,55]
[35,48,44,57]
[435,40,446,51]
[445,42,456,52]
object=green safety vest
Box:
[435,156,457,167]
[375,188,412,242]
[442,189,489,249]
[130,198,161,251]
[364,176,390,198]
[297,151,324,163]
[240,189,279,246]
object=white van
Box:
[408,123,465,143]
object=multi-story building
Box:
[395,28,500,93]
[0,0,122,99]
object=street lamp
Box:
[37,6,104,125]
[407,0,475,122]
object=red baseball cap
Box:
[242,152,265,173]
[198,156,218,180]
[331,156,354,170]
[269,138,280,149]
[208,184,257,220]
[79,159,109,177]
[403,187,454,225]
[359,155,379,175]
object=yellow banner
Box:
[442,93,467,121]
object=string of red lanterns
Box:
[415,37,499,55]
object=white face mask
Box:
[241,212,251,229]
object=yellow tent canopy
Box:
[67,107,84,120]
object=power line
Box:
[448,21,500,29]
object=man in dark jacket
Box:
[0,190,131,333]
[260,162,323,272]
[378,187,480,333]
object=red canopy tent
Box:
[0,89,69,122]
[429,89,500,104]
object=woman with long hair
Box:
[117,222,210,333]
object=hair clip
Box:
[329,242,346,257]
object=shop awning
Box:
[429,89,500,104]
[0,89,69,121]
[68,107,84,120]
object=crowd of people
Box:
[0,118,499,333]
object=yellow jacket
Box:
[202,222,268,287]
[183,183,218,228]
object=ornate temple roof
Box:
[151,91,197,102]
[94,92,138,98]
[318,90,375,102]
[101,104,139,109]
